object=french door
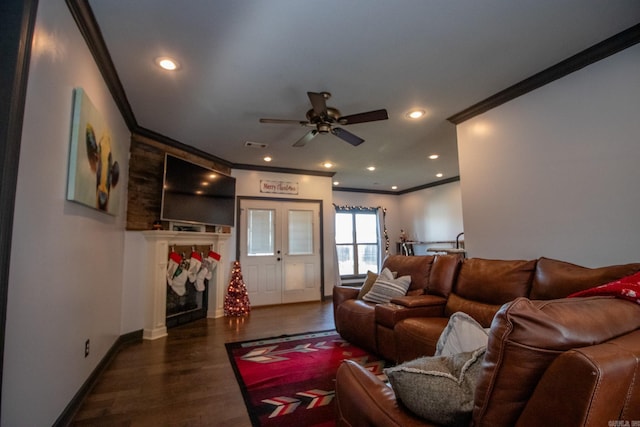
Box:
[239,199,322,306]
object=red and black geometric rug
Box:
[225,330,387,427]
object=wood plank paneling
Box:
[126,134,232,230]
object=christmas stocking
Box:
[171,259,189,296]
[187,251,203,283]
[166,252,182,286]
[195,250,221,291]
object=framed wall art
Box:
[67,87,121,215]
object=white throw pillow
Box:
[435,312,490,357]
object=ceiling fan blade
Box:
[260,118,308,125]
[293,130,318,147]
[339,109,389,125]
[307,92,328,117]
[332,127,364,146]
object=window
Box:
[335,210,380,277]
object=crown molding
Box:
[447,23,640,124]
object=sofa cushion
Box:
[444,293,503,328]
[435,312,489,357]
[427,254,463,298]
[395,317,450,362]
[530,257,640,300]
[382,255,435,295]
[362,269,411,304]
[455,258,536,304]
[472,296,640,427]
[567,270,640,304]
[386,347,486,426]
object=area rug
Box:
[226,330,387,427]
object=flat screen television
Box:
[161,154,236,227]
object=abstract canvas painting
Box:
[67,88,121,215]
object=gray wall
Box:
[2,1,130,425]
[457,44,640,266]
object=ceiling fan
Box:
[259,91,388,147]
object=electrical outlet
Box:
[84,339,90,358]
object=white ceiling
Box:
[87,0,640,192]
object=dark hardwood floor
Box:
[71,300,335,426]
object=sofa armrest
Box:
[390,294,447,308]
[333,285,360,308]
[375,295,447,329]
[516,330,640,427]
[335,360,434,427]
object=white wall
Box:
[399,182,464,245]
[457,44,640,266]
[233,170,336,296]
[2,1,130,425]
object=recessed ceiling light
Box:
[429,154,439,160]
[391,185,398,190]
[436,173,443,178]
[263,156,272,162]
[323,162,333,168]
[156,57,180,71]
[333,181,340,186]
[367,166,376,171]
[406,109,425,119]
[208,173,217,179]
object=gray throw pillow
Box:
[385,347,486,426]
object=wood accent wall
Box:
[126,133,232,230]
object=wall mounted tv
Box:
[161,154,236,227]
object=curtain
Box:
[376,207,386,269]
[333,204,342,286]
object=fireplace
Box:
[141,230,230,339]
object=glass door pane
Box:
[247,208,275,256]
[288,209,313,255]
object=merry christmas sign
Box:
[260,180,298,195]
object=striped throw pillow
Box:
[362,273,411,304]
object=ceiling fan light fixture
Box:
[155,56,180,71]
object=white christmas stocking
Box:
[166,252,182,286]
[171,260,189,296]
[187,251,203,283]
[195,250,221,291]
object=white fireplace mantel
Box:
[141,230,230,340]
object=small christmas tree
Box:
[224,261,251,316]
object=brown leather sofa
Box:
[333,254,640,363]
[335,296,640,426]
[333,255,640,426]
